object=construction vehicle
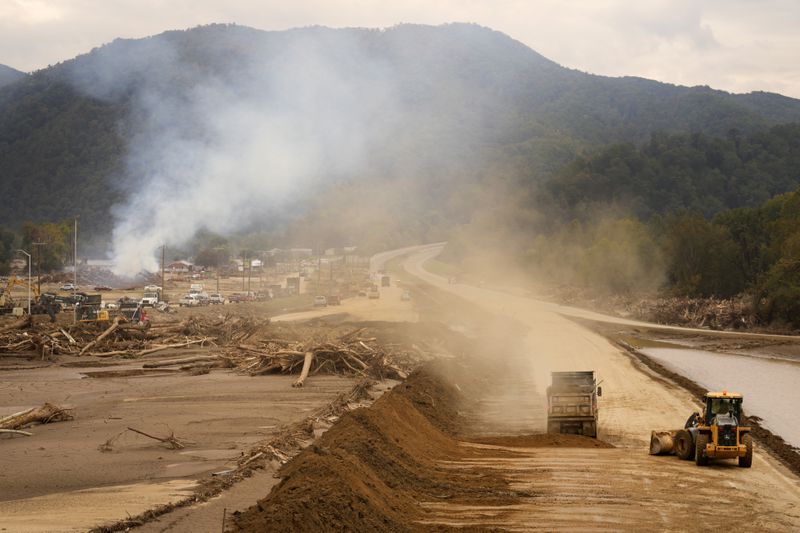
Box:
[0,276,62,320]
[381,275,390,287]
[76,294,110,325]
[368,284,380,299]
[546,371,602,438]
[649,390,752,467]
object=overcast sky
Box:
[1,0,799,98]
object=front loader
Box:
[650,391,753,468]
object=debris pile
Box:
[0,314,267,359]
[0,402,74,437]
[553,287,756,330]
[230,327,418,385]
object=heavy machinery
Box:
[546,371,602,438]
[0,276,62,320]
[75,294,109,325]
[649,390,753,468]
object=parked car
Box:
[314,296,328,307]
[327,295,341,306]
[209,293,225,304]
[60,283,78,291]
[178,294,201,307]
[94,285,113,291]
[144,284,162,292]
[196,292,210,305]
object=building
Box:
[168,260,194,273]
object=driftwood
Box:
[80,316,126,355]
[0,429,33,436]
[137,338,209,357]
[0,315,32,334]
[126,426,190,450]
[292,352,314,388]
[143,355,221,368]
[0,403,73,430]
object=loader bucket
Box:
[649,430,677,455]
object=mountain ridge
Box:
[1,22,800,247]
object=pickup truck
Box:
[179,294,201,307]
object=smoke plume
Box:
[74,28,397,276]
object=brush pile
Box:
[229,328,420,384]
[1,314,437,386]
[0,314,268,359]
[553,287,756,330]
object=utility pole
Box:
[31,242,46,295]
[161,245,166,302]
[73,217,78,324]
[212,246,226,294]
[16,249,31,315]
[242,252,247,292]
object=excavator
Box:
[0,276,62,321]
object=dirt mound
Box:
[469,433,613,448]
[233,368,521,532]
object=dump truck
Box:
[546,371,601,438]
[649,390,752,467]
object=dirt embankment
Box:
[233,365,599,532]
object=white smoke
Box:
[105,28,396,276]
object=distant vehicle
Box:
[401,290,411,301]
[314,296,328,307]
[358,290,367,297]
[327,295,341,305]
[189,283,203,294]
[60,283,78,291]
[141,289,161,307]
[196,292,210,305]
[228,293,244,303]
[381,275,390,287]
[209,293,225,304]
[144,284,162,292]
[94,285,113,291]
[179,294,201,307]
[368,287,380,299]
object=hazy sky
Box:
[1,0,799,98]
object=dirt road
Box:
[401,245,800,530]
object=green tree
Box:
[662,214,745,297]
[21,221,71,272]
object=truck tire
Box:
[695,433,710,466]
[583,421,597,438]
[675,429,695,460]
[739,434,753,468]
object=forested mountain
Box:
[0,64,26,88]
[1,23,800,247]
[543,124,800,221]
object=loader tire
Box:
[695,433,710,466]
[739,434,753,468]
[675,430,695,460]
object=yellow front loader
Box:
[650,391,752,468]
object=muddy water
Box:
[641,347,800,447]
